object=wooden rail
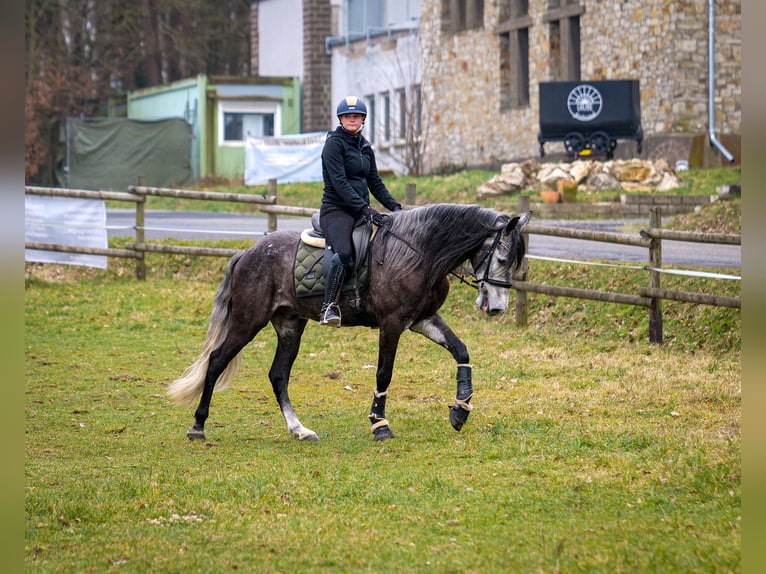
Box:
[25,184,740,345]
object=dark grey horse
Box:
[168,204,531,441]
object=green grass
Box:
[25,249,740,572]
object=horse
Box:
[168,203,531,442]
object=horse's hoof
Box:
[449,405,471,432]
[187,427,206,440]
[372,426,395,441]
[291,428,320,441]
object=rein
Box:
[380,221,512,292]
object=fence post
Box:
[268,178,278,233]
[134,179,146,280]
[648,207,663,344]
[405,182,416,206]
[515,195,530,327]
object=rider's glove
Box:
[362,206,388,226]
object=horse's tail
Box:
[167,253,245,406]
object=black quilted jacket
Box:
[320,126,401,215]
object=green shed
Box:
[128,74,301,181]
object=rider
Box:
[319,96,402,327]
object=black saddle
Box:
[294,215,375,309]
[300,213,374,279]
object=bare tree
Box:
[25,0,252,184]
[366,30,428,176]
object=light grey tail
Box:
[167,253,244,406]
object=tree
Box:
[25,0,252,184]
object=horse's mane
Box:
[381,204,507,285]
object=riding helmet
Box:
[336,96,367,118]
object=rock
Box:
[611,159,653,183]
[537,165,571,187]
[585,171,620,191]
[569,160,594,184]
[655,171,682,192]
[478,158,686,198]
[499,163,526,187]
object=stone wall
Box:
[419,0,741,173]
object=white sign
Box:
[25,195,108,268]
[245,132,326,186]
[567,84,603,122]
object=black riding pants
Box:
[319,206,357,270]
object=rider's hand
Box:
[362,206,387,226]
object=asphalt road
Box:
[107,210,741,270]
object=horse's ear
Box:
[506,210,532,232]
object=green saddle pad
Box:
[293,241,370,298]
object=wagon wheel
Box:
[589,131,612,155]
[563,133,585,156]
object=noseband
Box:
[469,228,515,290]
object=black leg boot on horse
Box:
[320,253,346,327]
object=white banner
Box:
[25,195,108,269]
[245,132,326,186]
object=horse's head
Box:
[472,210,531,316]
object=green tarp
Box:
[57,117,192,191]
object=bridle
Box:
[466,227,515,291]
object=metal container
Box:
[537,80,643,159]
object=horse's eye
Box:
[496,256,508,266]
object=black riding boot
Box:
[320,254,346,327]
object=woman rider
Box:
[319,96,402,326]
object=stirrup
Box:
[320,304,341,327]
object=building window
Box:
[498,1,531,110]
[413,84,422,135]
[444,0,484,34]
[397,88,407,140]
[219,101,280,145]
[364,94,375,143]
[347,0,383,35]
[543,0,583,81]
[223,113,274,141]
[382,92,391,141]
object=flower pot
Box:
[557,180,578,202]
[540,190,562,203]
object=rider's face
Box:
[340,113,364,132]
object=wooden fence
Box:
[25,183,739,344]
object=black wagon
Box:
[537,79,643,159]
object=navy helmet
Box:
[336,96,367,118]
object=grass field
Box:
[25,242,740,572]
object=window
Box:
[218,101,280,145]
[413,84,422,135]
[382,92,391,142]
[498,1,531,110]
[223,113,274,141]
[543,0,583,81]
[364,94,375,143]
[397,88,407,140]
[444,0,484,34]
[347,0,383,35]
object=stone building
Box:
[251,0,741,175]
[419,0,741,172]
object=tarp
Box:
[25,195,108,268]
[57,117,192,191]
[245,132,326,186]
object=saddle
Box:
[294,214,375,307]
